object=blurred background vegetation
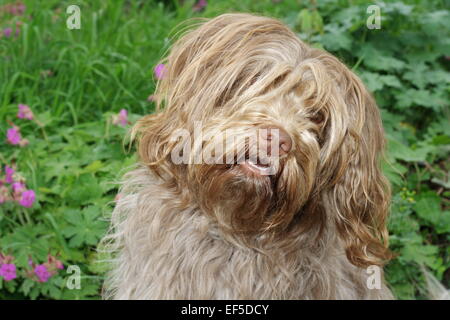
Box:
[0,0,449,299]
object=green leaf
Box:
[360,46,406,71]
[400,244,439,269]
[395,89,444,111]
[359,72,403,92]
[296,9,324,34]
[20,279,35,296]
[415,192,442,225]
[81,160,105,174]
[383,160,407,186]
[359,71,383,92]
[387,2,414,15]
[415,192,450,233]
[317,25,352,51]
[34,111,53,127]
[62,206,107,248]
[387,137,431,162]
[66,174,104,205]
[419,10,450,35]
[379,75,402,88]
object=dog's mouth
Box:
[240,156,278,176]
[244,158,269,171]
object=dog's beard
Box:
[186,128,319,237]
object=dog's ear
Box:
[132,20,229,177]
[322,64,392,268]
[132,27,204,178]
[132,111,179,178]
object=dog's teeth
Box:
[244,159,272,174]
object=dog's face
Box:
[134,14,391,267]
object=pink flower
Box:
[5,165,14,184]
[154,64,166,80]
[193,0,207,12]
[113,109,128,126]
[19,189,35,208]
[55,260,64,270]
[6,126,27,146]
[14,3,26,15]
[118,109,127,126]
[3,27,12,38]
[0,263,17,281]
[47,254,64,270]
[5,2,26,16]
[147,94,155,102]
[17,104,33,120]
[11,182,26,194]
[34,264,51,282]
[7,127,21,145]
[0,253,14,264]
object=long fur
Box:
[101,13,393,300]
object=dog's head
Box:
[134,14,391,267]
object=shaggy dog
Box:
[102,13,394,299]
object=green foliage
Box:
[0,0,449,299]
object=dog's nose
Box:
[259,127,292,156]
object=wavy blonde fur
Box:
[101,13,393,299]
